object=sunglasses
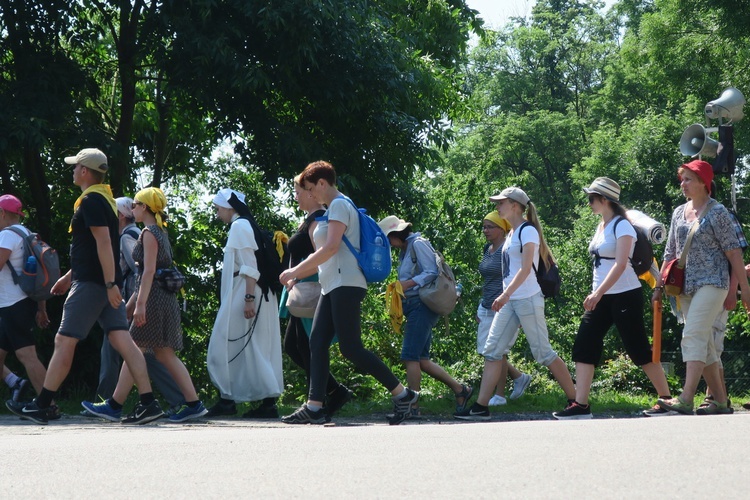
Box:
[587,194,598,204]
[132,201,145,209]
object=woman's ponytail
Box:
[525,201,555,269]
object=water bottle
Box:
[24,255,37,274]
[372,236,384,272]
[455,283,463,301]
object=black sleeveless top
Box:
[287,209,326,267]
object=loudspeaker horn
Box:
[705,87,745,123]
[679,123,719,157]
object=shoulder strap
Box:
[516,221,540,275]
[335,196,362,257]
[680,199,718,267]
[611,215,624,238]
[679,220,700,267]
[518,221,530,252]
[123,228,140,240]
[408,236,431,267]
[3,225,31,240]
[2,225,32,281]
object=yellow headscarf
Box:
[70,184,117,232]
[135,187,168,229]
[483,211,511,233]
[273,231,289,262]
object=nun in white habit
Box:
[206,188,283,415]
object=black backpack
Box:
[240,217,287,299]
[612,216,654,276]
[228,193,288,299]
[518,222,561,298]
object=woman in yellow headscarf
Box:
[477,212,532,406]
[82,187,208,423]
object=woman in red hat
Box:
[654,160,750,415]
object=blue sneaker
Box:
[168,402,208,423]
[81,400,122,422]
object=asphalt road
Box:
[1,412,747,499]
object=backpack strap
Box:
[594,216,625,265]
[122,228,140,241]
[517,221,541,276]
[334,196,362,258]
[1,225,32,283]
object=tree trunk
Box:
[21,147,52,240]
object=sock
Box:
[394,388,409,400]
[108,399,123,411]
[4,372,21,388]
[473,402,488,410]
[307,402,322,412]
[139,392,155,406]
[186,400,199,408]
[36,388,56,409]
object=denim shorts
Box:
[476,303,495,355]
[401,295,439,361]
[483,292,557,366]
[58,281,129,340]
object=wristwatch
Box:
[105,281,117,289]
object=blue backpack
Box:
[323,197,392,283]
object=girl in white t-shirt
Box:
[456,187,575,420]
[553,178,670,420]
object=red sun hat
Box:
[680,159,714,195]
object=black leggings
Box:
[284,316,340,395]
[573,287,653,366]
[308,286,399,401]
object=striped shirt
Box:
[479,243,504,309]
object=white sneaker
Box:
[488,395,507,406]
[509,373,532,400]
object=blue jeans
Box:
[401,295,439,361]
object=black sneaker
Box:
[5,399,49,425]
[454,402,490,421]
[325,385,353,421]
[387,389,419,425]
[205,400,237,417]
[553,401,593,420]
[242,405,279,419]
[121,400,163,425]
[281,404,327,424]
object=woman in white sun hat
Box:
[378,215,472,417]
[552,177,670,420]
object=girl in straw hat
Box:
[553,178,670,420]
